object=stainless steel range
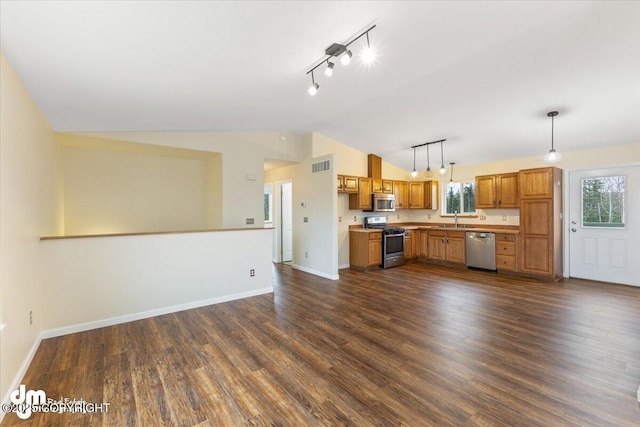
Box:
[364,216,405,269]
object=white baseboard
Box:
[291,264,339,280]
[1,335,43,423]
[339,263,350,270]
[41,287,274,339]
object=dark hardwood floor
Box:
[3,262,640,426]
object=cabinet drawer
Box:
[496,241,516,256]
[496,233,516,242]
[369,232,382,240]
[496,254,517,271]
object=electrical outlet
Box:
[353,216,357,222]
[246,218,254,225]
[303,217,308,223]
[305,251,308,258]
[502,215,507,221]
[338,216,342,222]
[29,310,33,325]
[250,269,255,277]
[428,214,432,219]
[397,215,400,220]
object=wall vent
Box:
[311,159,331,174]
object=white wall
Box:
[40,229,273,333]
[0,53,61,403]
[265,134,337,279]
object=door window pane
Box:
[582,176,625,228]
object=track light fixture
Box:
[324,60,335,77]
[305,25,376,95]
[308,70,319,96]
[544,111,561,163]
[424,144,433,178]
[439,141,447,175]
[411,147,418,178]
[449,162,456,183]
[410,139,447,177]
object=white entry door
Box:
[281,182,293,262]
[569,166,640,286]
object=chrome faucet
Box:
[454,211,459,228]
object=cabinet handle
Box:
[498,200,501,206]
[493,200,496,207]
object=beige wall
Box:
[0,53,61,403]
[57,134,216,234]
[74,132,304,229]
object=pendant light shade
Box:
[439,141,446,175]
[544,111,561,163]
[411,147,418,178]
[424,144,433,177]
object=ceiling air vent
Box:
[311,159,331,174]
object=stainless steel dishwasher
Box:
[466,232,496,270]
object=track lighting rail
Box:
[306,24,377,76]
[410,139,446,149]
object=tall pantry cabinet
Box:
[519,167,563,279]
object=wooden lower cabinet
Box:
[404,231,417,259]
[495,233,518,271]
[427,230,465,264]
[349,230,382,270]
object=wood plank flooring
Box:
[3,262,640,426]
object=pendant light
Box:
[424,143,433,178]
[411,147,418,178]
[439,140,447,175]
[544,111,561,163]
[449,162,455,182]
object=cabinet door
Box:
[372,179,383,193]
[496,173,519,208]
[337,175,344,192]
[369,238,382,266]
[445,232,466,264]
[475,175,496,208]
[521,199,553,275]
[393,181,408,209]
[382,180,394,194]
[520,168,553,199]
[419,230,429,258]
[358,177,373,209]
[404,233,414,259]
[408,182,424,209]
[343,176,359,193]
[428,232,446,260]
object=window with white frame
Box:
[443,181,476,215]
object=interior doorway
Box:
[568,165,639,286]
[277,181,293,263]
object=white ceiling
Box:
[1,1,639,171]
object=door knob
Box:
[571,220,577,225]
[571,228,577,232]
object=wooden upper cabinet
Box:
[338,175,359,193]
[423,180,439,210]
[475,175,497,208]
[382,180,394,194]
[476,173,518,208]
[372,179,383,193]
[520,168,554,199]
[349,177,373,210]
[408,182,424,209]
[496,173,519,208]
[368,154,382,179]
[393,181,408,209]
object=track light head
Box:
[325,61,334,77]
[362,32,375,63]
[308,82,319,96]
[341,50,353,65]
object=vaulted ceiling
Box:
[1,1,638,170]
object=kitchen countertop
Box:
[350,224,519,234]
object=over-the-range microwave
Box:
[366,193,396,212]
